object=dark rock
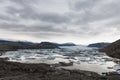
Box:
[100,39,120,58]
[59,62,73,66]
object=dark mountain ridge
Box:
[0,40,76,51]
[88,42,110,48]
[40,42,76,46]
[100,39,120,58]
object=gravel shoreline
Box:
[0,58,119,80]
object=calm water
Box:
[0,46,119,74]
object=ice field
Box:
[0,46,120,74]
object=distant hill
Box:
[0,40,34,46]
[88,42,110,48]
[40,42,76,46]
[59,43,76,46]
[0,40,59,51]
[0,40,76,51]
[100,39,120,58]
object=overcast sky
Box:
[0,0,120,44]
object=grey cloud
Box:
[6,7,70,24]
[0,23,27,31]
[69,0,99,11]
[21,12,70,24]
[6,0,70,24]
[0,14,18,21]
[16,32,63,39]
[0,0,120,44]
[0,22,75,34]
[69,0,120,25]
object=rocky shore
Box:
[0,58,119,80]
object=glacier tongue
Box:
[0,46,119,74]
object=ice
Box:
[78,57,91,62]
[20,56,26,61]
[113,65,120,71]
[74,60,81,64]
[61,62,116,74]
[0,46,118,74]
[60,45,94,51]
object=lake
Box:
[0,46,119,74]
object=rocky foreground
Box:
[0,58,119,80]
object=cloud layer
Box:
[0,0,120,44]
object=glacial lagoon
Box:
[0,46,120,74]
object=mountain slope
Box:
[88,42,110,48]
[40,42,76,46]
[0,40,34,46]
[100,39,120,58]
[0,40,59,51]
[0,40,76,51]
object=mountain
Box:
[0,40,76,51]
[88,42,110,48]
[59,43,76,46]
[0,40,34,46]
[40,42,76,46]
[0,40,59,51]
[40,42,58,46]
[100,39,120,58]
